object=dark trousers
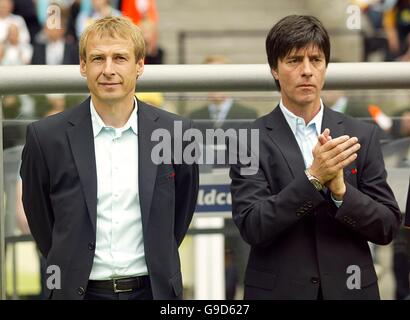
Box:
[393,226,410,299]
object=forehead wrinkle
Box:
[285,45,324,59]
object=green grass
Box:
[5,243,41,299]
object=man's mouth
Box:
[99,83,120,86]
[298,84,315,88]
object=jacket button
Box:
[310,277,320,284]
[77,287,85,295]
[88,242,95,250]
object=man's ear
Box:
[271,68,279,80]
[136,58,144,77]
[80,59,86,77]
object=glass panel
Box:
[4,90,409,299]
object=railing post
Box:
[0,95,5,299]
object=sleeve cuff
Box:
[331,193,343,208]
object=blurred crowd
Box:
[0,0,164,118]
[2,0,410,300]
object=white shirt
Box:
[1,43,32,65]
[279,99,323,168]
[89,98,148,280]
[0,14,30,44]
[46,40,65,65]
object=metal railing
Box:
[1,62,410,299]
[1,63,410,95]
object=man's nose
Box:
[301,58,313,77]
[103,58,115,76]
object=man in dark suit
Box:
[31,17,79,115]
[189,55,257,129]
[31,20,78,66]
[20,16,199,300]
[406,181,410,228]
[230,15,401,300]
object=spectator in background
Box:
[66,0,89,43]
[75,0,121,38]
[140,19,163,64]
[31,15,78,65]
[323,89,350,114]
[32,13,79,116]
[135,18,169,112]
[1,23,32,65]
[119,0,158,26]
[0,0,30,45]
[0,23,35,141]
[189,55,257,128]
[12,0,40,44]
[394,110,410,137]
[353,0,396,61]
[383,0,410,60]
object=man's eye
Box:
[92,57,102,62]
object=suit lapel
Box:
[321,107,344,143]
[265,106,306,178]
[137,101,160,230]
[265,105,346,178]
[322,108,359,184]
[66,98,98,232]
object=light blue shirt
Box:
[208,98,234,123]
[279,99,343,207]
[89,98,148,280]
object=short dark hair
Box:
[265,15,330,89]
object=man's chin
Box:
[297,93,319,104]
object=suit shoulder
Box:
[247,112,271,129]
[334,110,377,133]
[29,103,83,135]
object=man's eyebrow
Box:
[89,53,103,58]
[88,51,131,57]
[284,54,304,60]
[113,52,131,57]
[285,53,324,59]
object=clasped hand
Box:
[307,128,360,200]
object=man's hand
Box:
[326,169,346,200]
[310,128,358,200]
[308,128,360,191]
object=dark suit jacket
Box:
[405,180,410,227]
[230,106,401,300]
[31,42,79,65]
[20,98,199,300]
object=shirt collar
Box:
[90,97,138,138]
[279,99,324,136]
